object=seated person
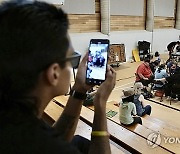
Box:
[167,41,177,59]
[119,88,142,126]
[136,57,155,98]
[136,57,154,87]
[156,67,180,100]
[155,51,161,63]
[133,82,152,116]
[154,64,168,89]
[0,1,116,153]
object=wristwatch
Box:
[69,89,87,100]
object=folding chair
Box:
[152,80,165,101]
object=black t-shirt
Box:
[167,42,177,51]
[166,73,180,84]
[0,105,81,154]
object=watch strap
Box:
[69,90,87,100]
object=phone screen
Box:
[86,39,109,85]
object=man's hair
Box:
[0,0,69,113]
[144,57,150,63]
[155,51,159,57]
[134,82,143,95]
[157,64,165,73]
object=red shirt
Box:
[136,63,152,81]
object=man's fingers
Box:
[106,65,116,78]
[109,66,116,75]
[81,52,88,64]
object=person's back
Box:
[154,65,168,88]
[133,94,145,116]
[0,105,78,154]
[133,82,152,116]
[119,101,136,125]
[119,88,142,126]
[167,42,177,52]
[155,69,167,79]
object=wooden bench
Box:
[108,101,180,137]
[98,101,180,153]
[74,118,128,154]
[51,96,172,154]
[43,100,128,154]
[142,99,180,127]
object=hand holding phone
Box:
[86,39,109,85]
[94,65,116,108]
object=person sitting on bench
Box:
[133,82,152,116]
[135,57,154,87]
[135,57,154,98]
[119,88,142,126]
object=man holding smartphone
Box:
[0,1,116,154]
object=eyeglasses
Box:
[65,51,81,69]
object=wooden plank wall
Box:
[110,16,145,31]
[154,16,175,29]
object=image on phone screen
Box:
[86,41,109,84]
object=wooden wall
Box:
[154,17,175,29]
[67,0,100,33]
[110,16,145,31]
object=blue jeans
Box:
[142,105,151,116]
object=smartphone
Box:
[86,39,109,85]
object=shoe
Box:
[149,92,154,98]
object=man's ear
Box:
[45,63,61,86]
